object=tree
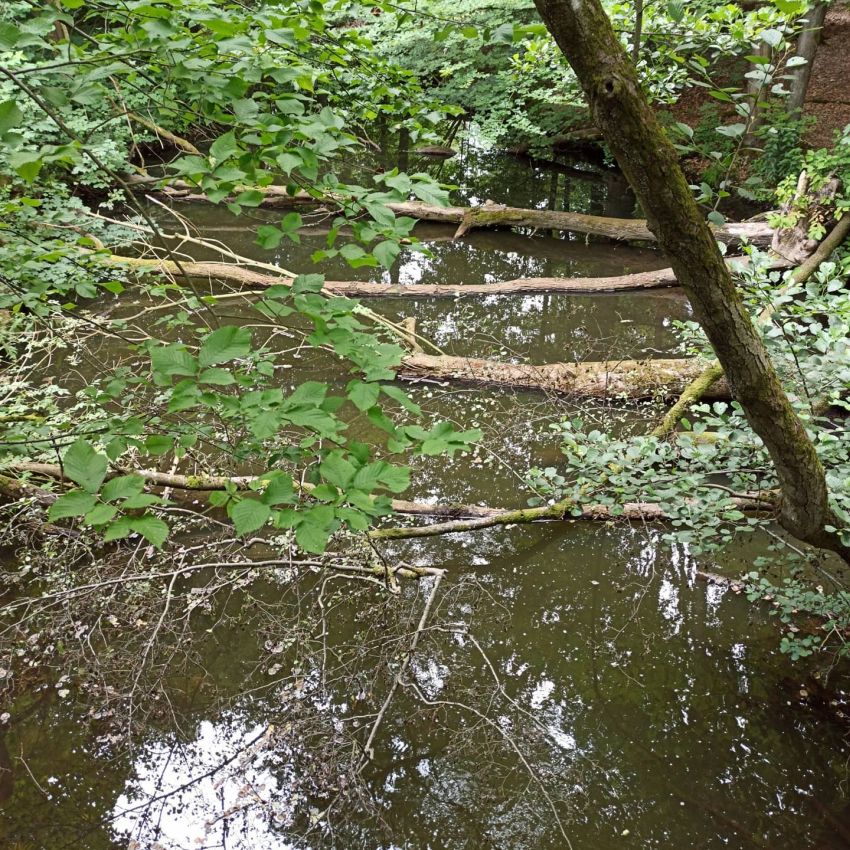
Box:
[787,2,829,115]
[531,0,850,560]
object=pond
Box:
[2,144,848,849]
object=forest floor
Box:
[804,0,850,147]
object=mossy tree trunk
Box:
[533,0,849,559]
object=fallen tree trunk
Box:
[105,252,681,295]
[398,353,731,399]
[102,252,788,298]
[130,177,775,246]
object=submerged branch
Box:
[369,493,773,540]
[4,463,774,534]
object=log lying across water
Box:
[103,253,787,297]
[398,353,731,400]
[105,253,682,295]
[131,178,775,246]
[398,200,774,248]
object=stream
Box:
[2,144,849,849]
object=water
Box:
[2,148,848,849]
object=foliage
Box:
[0,0,479,554]
[527,249,850,659]
[771,124,850,238]
[353,0,815,152]
[748,112,814,193]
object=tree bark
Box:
[132,178,776,247]
[787,2,828,115]
[399,353,730,399]
[532,0,848,558]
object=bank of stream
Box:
[2,146,849,849]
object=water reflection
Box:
[4,148,848,849]
[114,720,300,850]
[3,526,849,849]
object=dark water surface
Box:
[2,148,849,849]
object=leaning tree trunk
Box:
[532,0,848,559]
[787,2,828,115]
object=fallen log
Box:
[104,252,681,295]
[129,177,775,246]
[102,252,788,298]
[370,492,773,540]
[398,353,731,400]
[431,200,772,247]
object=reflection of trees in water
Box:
[0,523,582,849]
[378,292,689,364]
[2,515,848,848]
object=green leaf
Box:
[772,0,806,13]
[235,190,265,208]
[256,224,283,249]
[210,130,240,162]
[199,326,252,367]
[373,240,400,269]
[0,22,21,50]
[230,498,271,534]
[381,384,421,415]
[411,180,449,207]
[414,423,482,456]
[294,507,337,553]
[48,489,98,520]
[708,89,734,103]
[378,464,410,493]
[62,439,108,493]
[320,451,356,488]
[144,435,172,456]
[199,367,236,385]
[103,516,134,541]
[0,101,23,136]
[261,475,296,505]
[85,503,118,526]
[131,515,169,548]
[760,28,783,48]
[715,123,746,138]
[122,493,161,509]
[347,380,380,411]
[286,380,327,407]
[101,474,145,503]
[9,151,44,183]
[151,344,197,380]
[311,483,340,502]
